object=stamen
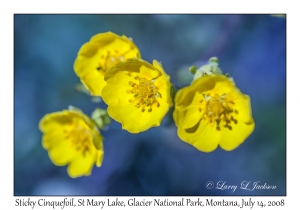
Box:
[125,72,131,76]
[63,120,93,155]
[127,77,161,112]
[201,93,237,131]
[97,50,129,70]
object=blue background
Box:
[14,14,286,195]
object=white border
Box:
[13,197,287,209]
[2,0,297,209]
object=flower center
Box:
[63,120,92,155]
[127,76,161,112]
[201,93,238,131]
[96,50,126,71]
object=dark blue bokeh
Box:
[14,14,286,195]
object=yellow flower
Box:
[102,58,173,133]
[39,108,104,178]
[173,74,254,152]
[74,31,141,96]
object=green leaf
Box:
[91,97,102,103]
[91,108,111,129]
[74,83,90,95]
[92,131,102,150]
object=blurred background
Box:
[14,14,286,196]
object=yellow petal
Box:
[107,98,169,133]
[76,42,100,59]
[40,109,104,178]
[104,58,153,81]
[139,65,159,80]
[154,72,173,107]
[90,32,140,57]
[182,107,202,129]
[41,129,62,150]
[91,130,104,150]
[74,32,141,97]
[173,87,202,127]
[182,92,205,129]
[231,92,253,122]
[90,31,118,46]
[174,74,254,152]
[219,118,255,151]
[192,74,234,94]
[67,151,96,178]
[174,86,195,108]
[178,119,221,152]
[107,104,141,133]
[39,111,73,132]
[48,141,77,166]
[121,35,142,58]
[41,129,77,166]
[102,71,132,106]
[152,60,163,72]
[104,38,135,55]
[80,69,106,96]
[74,43,100,77]
[102,58,172,133]
[95,150,104,167]
[173,109,185,127]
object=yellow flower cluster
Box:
[74,32,173,133]
[74,32,141,96]
[39,31,255,178]
[39,108,104,178]
[173,74,255,152]
[102,58,173,133]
